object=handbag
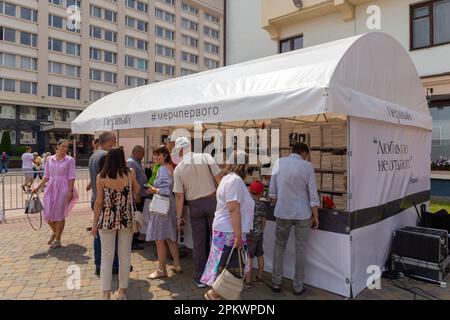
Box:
[24,193,43,231]
[128,173,143,233]
[212,246,247,300]
[149,194,170,216]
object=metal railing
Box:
[0,169,92,223]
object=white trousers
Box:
[98,227,133,291]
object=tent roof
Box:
[72,32,431,134]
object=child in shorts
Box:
[244,180,267,288]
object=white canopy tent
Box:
[72,32,431,133]
[73,32,432,298]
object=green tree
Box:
[0,131,12,154]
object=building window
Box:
[411,0,450,50]
[20,81,37,95]
[48,84,63,97]
[90,47,101,60]
[66,87,80,100]
[66,42,81,56]
[0,52,16,68]
[2,2,16,16]
[125,55,148,70]
[90,5,102,18]
[155,44,174,58]
[90,68,102,81]
[49,0,63,6]
[104,30,117,42]
[104,9,117,22]
[48,109,63,121]
[203,26,219,39]
[0,130,16,144]
[65,64,80,77]
[20,7,38,22]
[48,14,64,29]
[155,26,174,41]
[0,78,15,92]
[49,62,63,74]
[65,110,79,122]
[279,35,303,53]
[20,131,37,144]
[0,27,16,43]
[181,18,198,32]
[104,50,117,64]
[125,75,147,87]
[20,56,37,71]
[204,58,219,69]
[104,71,117,84]
[19,106,37,121]
[181,68,196,76]
[181,51,198,64]
[20,32,38,47]
[0,105,15,119]
[204,12,219,23]
[155,8,175,23]
[90,25,102,39]
[155,62,174,76]
[204,42,219,55]
[48,38,63,52]
[181,34,198,48]
[182,3,198,15]
[90,90,110,102]
[162,0,175,6]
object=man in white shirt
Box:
[268,142,320,295]
[21,146,35,192]
[173,137,222,288]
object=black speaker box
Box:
[393,226,448,263]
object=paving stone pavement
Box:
[0,203,449,300]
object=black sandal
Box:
[267,282,281,293]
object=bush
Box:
[0,131,12,154]
[14,146,27,157]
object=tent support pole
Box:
[144,128,148,163]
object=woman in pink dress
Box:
[32,139,78,248]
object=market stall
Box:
[72,32,432,298]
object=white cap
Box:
[173,137,191,154]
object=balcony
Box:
[261,0,371,40]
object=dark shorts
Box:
[247,236,264,258]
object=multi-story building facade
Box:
[226,0,450,159]
[0,0,224,161]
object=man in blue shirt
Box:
[268,142,320,295]
[127,145,147,250]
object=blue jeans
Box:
[94,232,119,269]
[0,162,7,173]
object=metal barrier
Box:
[0,169,92,223]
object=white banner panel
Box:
[263,221,351,297]
[350,208,418,297]
[349,117,431,212]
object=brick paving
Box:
[0,203,449,300]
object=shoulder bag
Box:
[203,153,219,189]
[128,173,143,233]
[212,246,247,300]
[24,193,43,231]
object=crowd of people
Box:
[22,130,320,300]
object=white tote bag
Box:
[149,194,170,216]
